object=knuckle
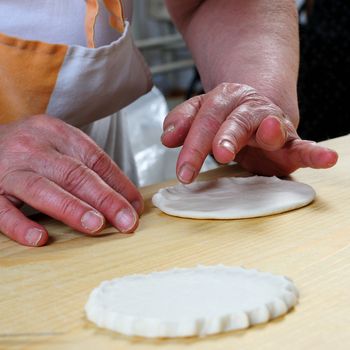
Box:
[185,147,207,163]
[171,95,203,120]
[184,95,202,111]
[201,114,222,134]
[215,82,238,95]
[228,109,255,136]
[27,150,50,170]
[236,90,281,117]
[27,114,52,129]
[219,82,255,96]
[54,120,75,136]
[94,191,120,211]
[62,162,89,192]
[0,170,17,192]
[87,150,116,181]
[240,91,265,108]
[57,197,80,218]
[31,114,71,135]
[25,175,45,196]
[0,159,12,180]
[0,205,13,222]
[28,114,46,122]
[214,82,230,95]
[87,149,107,170]
[30,114,54,123]
[213,83,262,109]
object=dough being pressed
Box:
[85,265,299,338]
[152,176,316,219]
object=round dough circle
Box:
[85,265,299,338]
[152,176,316,219]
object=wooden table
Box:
[1,135,349,350]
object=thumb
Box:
[254,115,290,151]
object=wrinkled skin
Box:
[161,83,338,183]
[0,115,143,246]
[0,86,338,248]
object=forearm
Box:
[165,0,300,126]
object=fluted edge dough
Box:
[85,265,299,338]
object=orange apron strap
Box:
[85,0,124,47]
[103,0,125,33]
[85,0,99,48]
[0,33,68,123]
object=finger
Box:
[47,122,144,215]
[161,95,203,148]
[236,140,338,176]
[37,153,140,232]
[212,102,289,164]
[285,140,339,169]
[3,171,114,235]
[175,93,237,183]
[0,196,48,246]
[255,116,288,151]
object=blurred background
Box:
[297,0,350,142]
[124,0,350,186]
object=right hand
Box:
[0,115,143,247]
[161,83,338,182]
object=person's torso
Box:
[0,0,152,126]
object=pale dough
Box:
[152,176,316,219]
[85,265,299,338]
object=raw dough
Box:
[152,176,316,219]
[85,265,299,338]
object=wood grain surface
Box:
[0,135,349,350]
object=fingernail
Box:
[164,124,175,134]
[325,149,338,166]
[268,116,286,139]
[178,163,196,183]
[161,124,175,140]
[115,208,137,232]
[131,200,143,215]
[81,210,104,233]
[25,228,44,246]
[274,116,286,140]
[219,139,235,155]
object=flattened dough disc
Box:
[85,265,299,338]
[152,176,316,219]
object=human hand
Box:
[0,115,143,246]
[161,83,338,183]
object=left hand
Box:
[161,83,338,183]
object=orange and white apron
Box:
[0,0,153,184]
